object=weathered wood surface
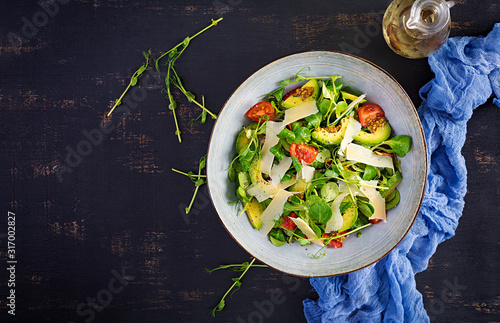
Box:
[0,0,498,322]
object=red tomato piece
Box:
[290,142,318,165]
[369,218,382,224]
[321,233,343,248]
[282,212,298,231]
[245,101,275,122]
[358,104,385,128]
[282,86,300,101]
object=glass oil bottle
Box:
[382,0,454,59]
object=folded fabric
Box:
[304,23,500,322]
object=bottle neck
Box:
[404,0,453,37]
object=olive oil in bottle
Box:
[382,0,454,59]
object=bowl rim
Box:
[207,49,428,277]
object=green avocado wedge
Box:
[282,79,319,109]
[311,117,349,146]
[338,196,358,232]
[249,156,265,185]
[244,198,264,229]
[340,91,367,104]
[353,122,392,146]
[235,123,258,153]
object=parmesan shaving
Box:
[345,143,394,171]
[259,121,285,174]
[276,177,296,190]
[283,101,319,125]
[359,180,387,221]
[247,182,279,203]
[300,164,315,182]
[290,217,324,246]
[270,156,292,185]
[259,189,293,235]
[339,117,362,155]
[325,192,350,233]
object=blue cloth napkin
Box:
[303,23,500,322]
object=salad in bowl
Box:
[207,51,426,276]
[228,72,412,256]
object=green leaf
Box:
[239,146,256,172]
[185,91,195,102]
[305,112,323,130]
[324,169,340,178]
[293,126,312,144]
[339,201,353,214]
[380,135,412,157]
[169,101,177,110]
[277,128,296,144]
[320,182,339,203]
[362,165,377,181]
[297,237,311,246]
[309,200,332,224]
[270,143,285,161]
[291,156,302,174]
[183,36,191,47]
[357,201,374,218]
[199,155,207,170]
[317,99,332,115]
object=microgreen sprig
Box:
[157,19,222,142]
[172,155,207,214]
[205,260,267,274]
[155,18,223,71]
[209,257,266,317]
[108,50,151,116]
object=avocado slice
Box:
[311,117,349,146]
[282,79,319,109]
[340,91,367,103]
[249,156,265,184]
[338,196,358,232]
[288,177,307,192]
[353,122,392,146]
[236,123,258,153]
[244,198,265,229]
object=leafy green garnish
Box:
[208,258,266,317]
[339,201,353,214]
[362,165,378,181]
[373,135,413,157]
[291,156,302,174]
[293,126,311,144]
[108,50,151,116]
[172,155,207,214]
[309,199,332,224]
[205,260,267,274]
[270,142,285,161]
[156,19,222,142]
[277,128,296,144]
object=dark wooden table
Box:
[0,0,499,322]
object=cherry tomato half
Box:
[358,104,385,128]
[245,101,275,123]
[290,142,318,165]
[282,86,300,101]
[321,233,343,248]
[281,212,298,231]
